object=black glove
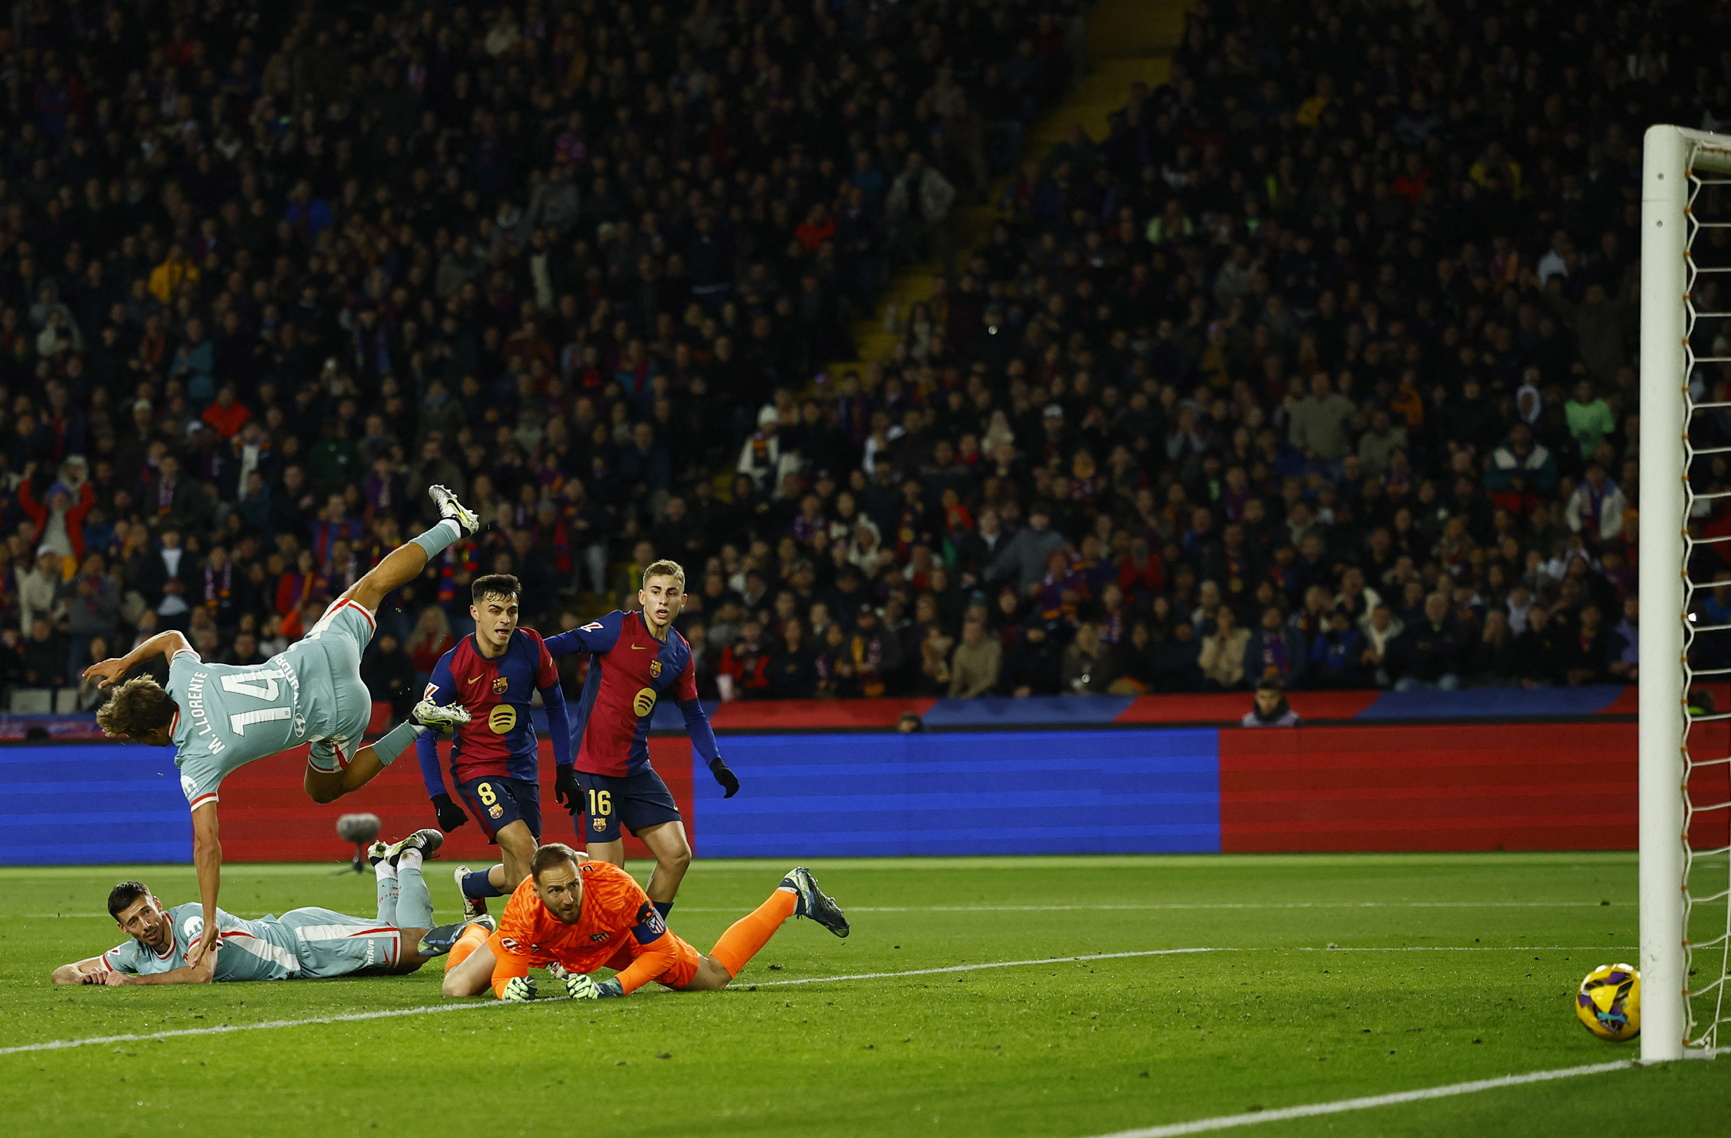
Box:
[431,793,467,831]
[555,766,583,814]
[710,758,740,798]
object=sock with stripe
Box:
[444,922,492,973]
[708,887,797,978]
[396,851,434,931]
[374,862,399,927]
[410,518,464,560]
[463,868,506,900]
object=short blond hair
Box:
[642,559,686,590]
[96,676,176,738]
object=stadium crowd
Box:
[1,0,1725,713]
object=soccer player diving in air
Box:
[79,486,481,970]
[51,830,483,985]
[544,559,738,921]
[439,842,847,1001]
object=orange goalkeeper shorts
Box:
[652,932,703,990]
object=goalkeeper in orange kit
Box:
[436,843,848,1000]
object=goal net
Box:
[1642,124,1731,1062]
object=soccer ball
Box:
[1575,963,1640,1042]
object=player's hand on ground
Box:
[100,970,133,986]
[500,975,537,1002]
[562,971,600,999]
[554,767,583,814]
[595,977,624,998]
[81,657,128,688]
[710,759,739,798]
[431,793,467,831]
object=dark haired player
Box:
[545,558,737,920]
[79,486,480,968]
[417,574,573,919]
[50,831,477,985]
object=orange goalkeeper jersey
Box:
[488,860,680,996]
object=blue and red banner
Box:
[0,716,1674,865]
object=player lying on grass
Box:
[80,486,480,968]
[440,843,846,1000]
[544,559,737,920]
[416,573,572,920]
[51,831,483,985]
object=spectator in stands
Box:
[1060,622,1112,695]
[1469,610,1517,687]
[1558,604,1617,688]
[19,547,64,634]
[1198,608,1250,692]
[948,619,1002,698]
[19,616,66,692]
[986,503,1067,591]
[1308,608,1367,689]
[1386,594,1469,692]
[1241,679,1300,728]
[1244,605,1308,690]
[404,604,455,689]
[63,554,121,686]
[362,633,417,720]
[766,619,818,700]
[1511,606,1562,688]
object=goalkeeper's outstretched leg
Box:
[675,865,849,991]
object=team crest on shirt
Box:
[491,676,510,695]
[649,659,662,678]
[488,804,504,819]
[593,816,606,831]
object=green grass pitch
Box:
[2,852,1727,1136]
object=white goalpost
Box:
[1640,123,1731,1063]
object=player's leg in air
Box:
[581,770,692,916]
[357,828,495,973]
[303,486,479,805]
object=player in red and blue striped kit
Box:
[546,559,737,918]
[417,574,573,918]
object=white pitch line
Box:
[749,947,1221,987]
[1076,1060,1640,1138]
[19,900,1623,920]
[0,949,1217,1057]
[0,943,1638,1059]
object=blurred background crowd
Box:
[0,0,1725,715]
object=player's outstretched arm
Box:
[185,802,222,967]
[51,956,110,985]
[100,949,219,986]
[543,613,623,659]
[82,629,195,688]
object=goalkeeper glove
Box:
[709,758,740,798]
[431,793,468,831]
[554,766,583,814]
[500,975,537,1002]
[562,972,600,999]
[595,977,624,998]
